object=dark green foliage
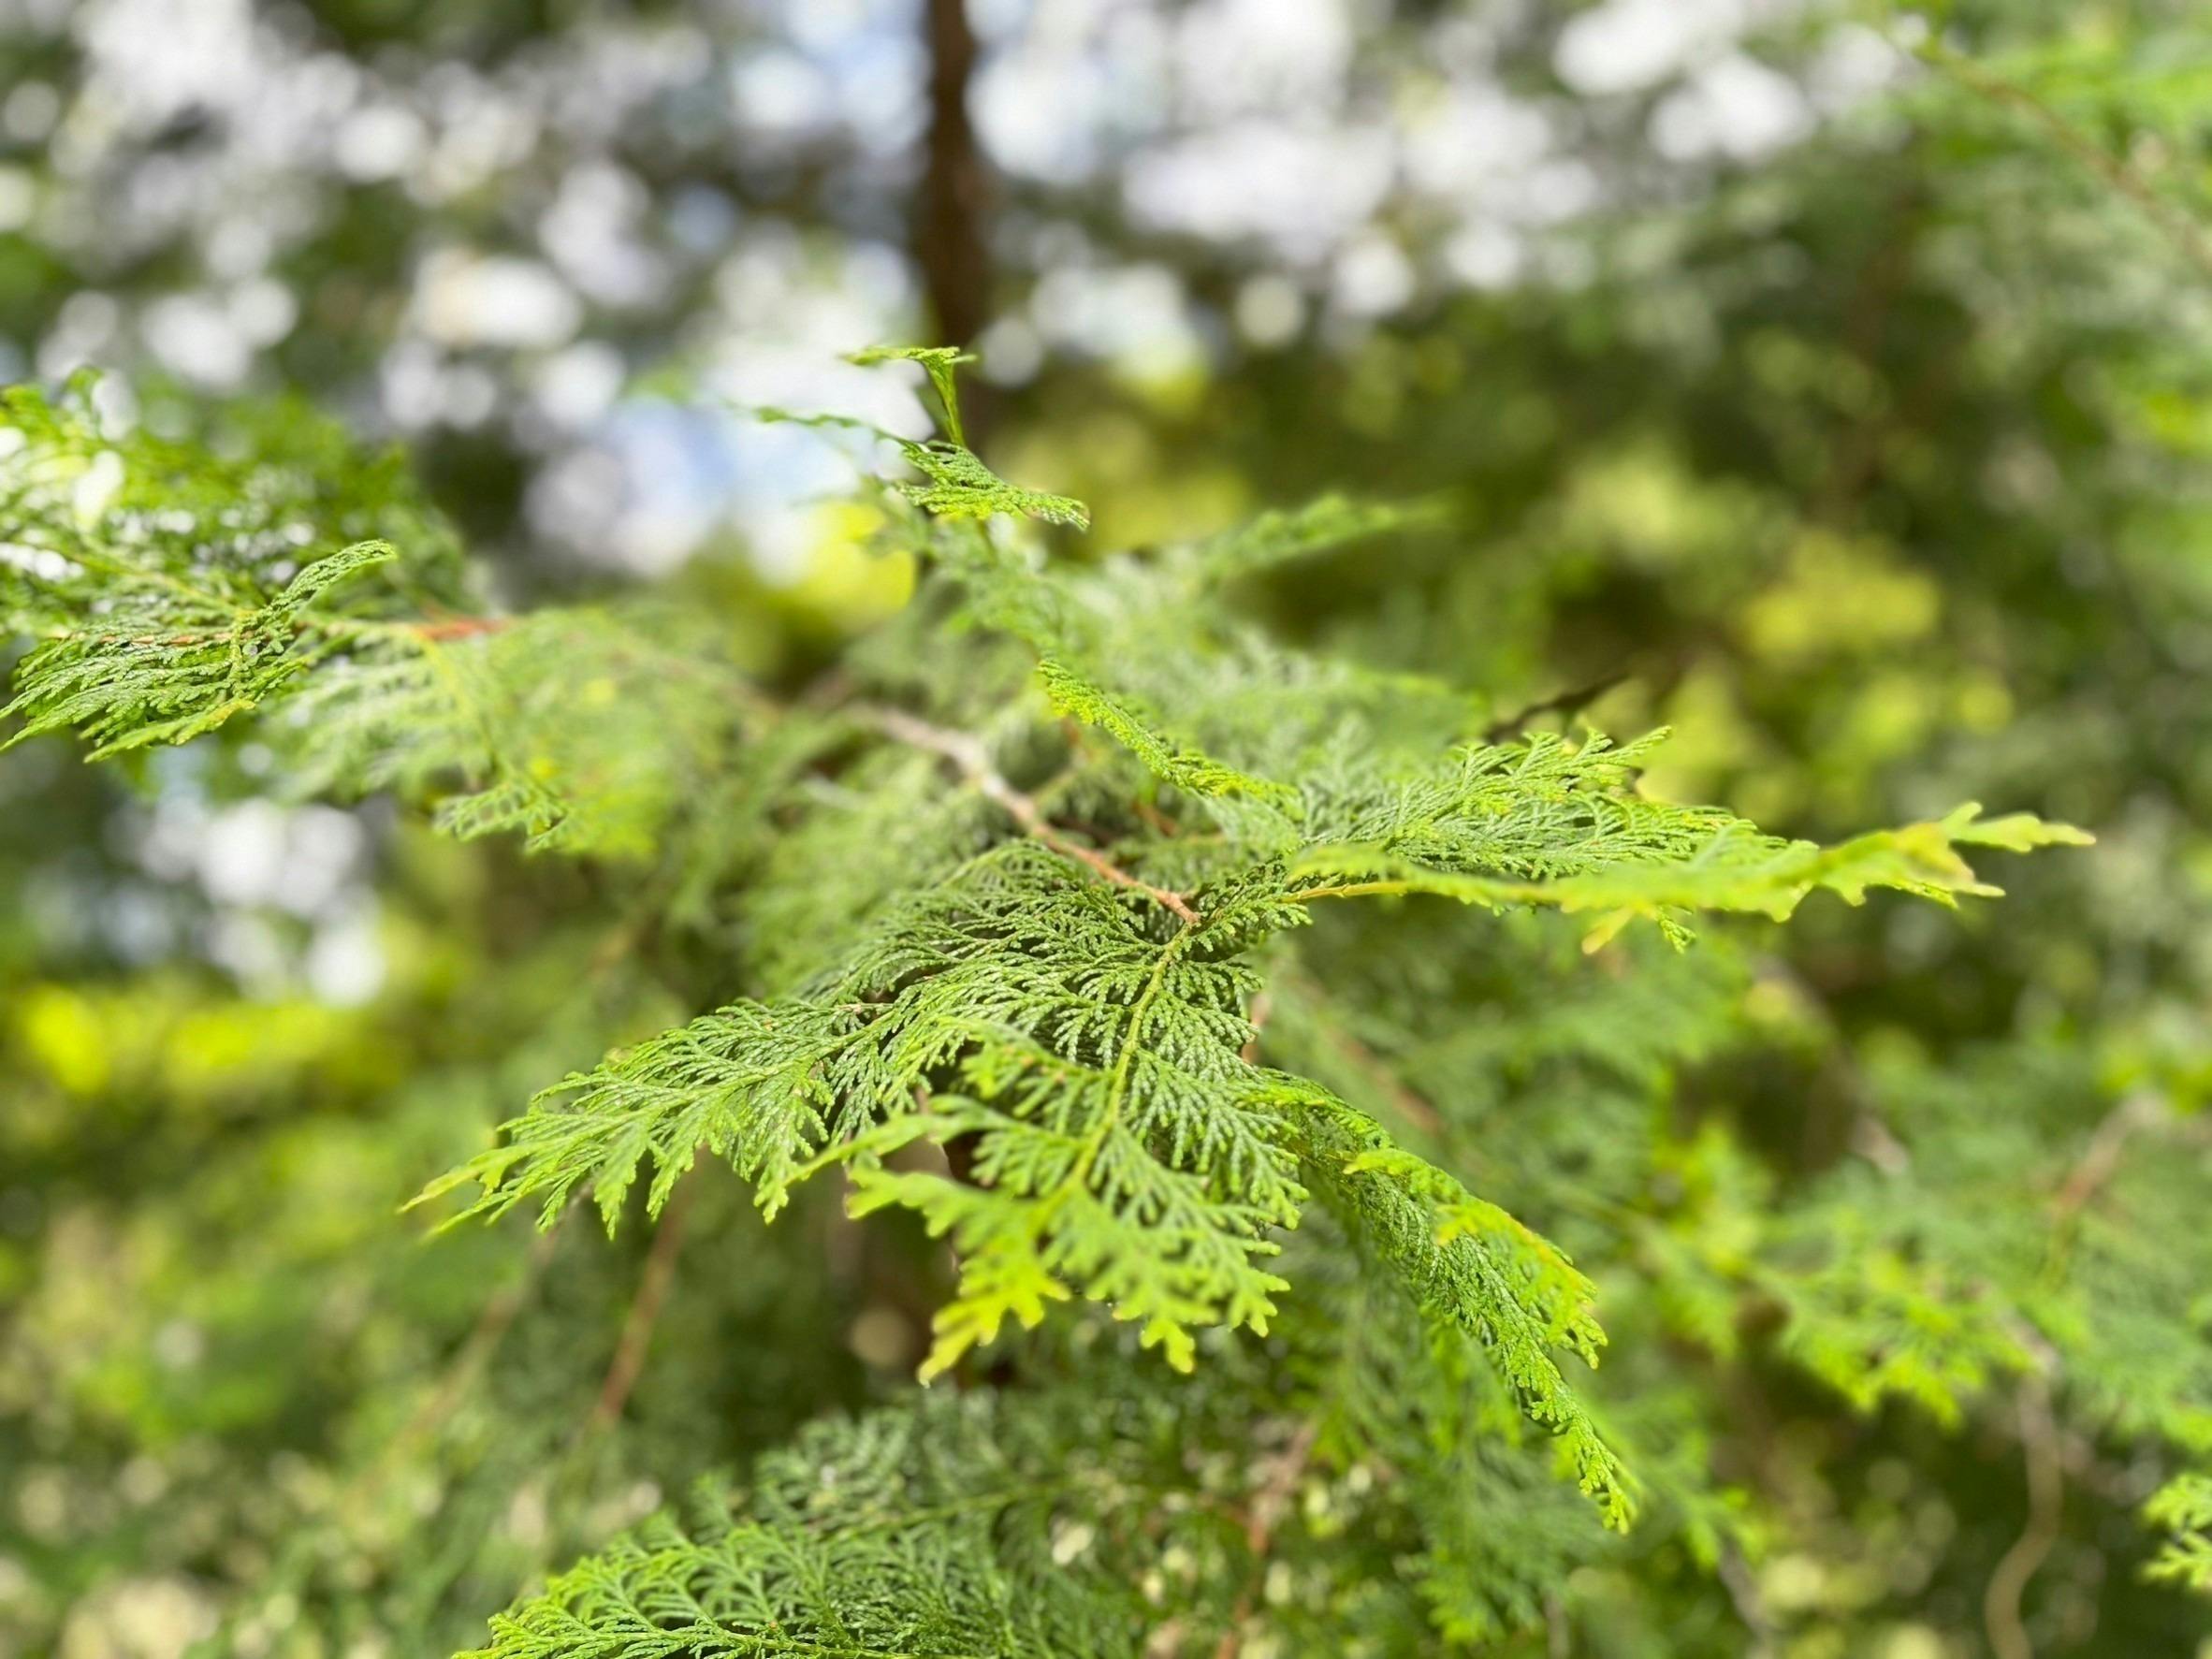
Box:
[8,345,2160,1659]
[7,5,2212,1655]
[466,1388,1203,1659]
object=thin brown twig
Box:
[1273,966,1442,1136]
[2045,1093,2174,1288]
[1240,990,1272,1065]
[1912,36,2212,289]
[584,1174,698,1436]
[1716,1540,1775,1659]
[2052,1090,2163,1223]
[1850,1103,1914,1176]
[1985,1365,2064,1659]
[1483,672,1631,745]
[411,615,512,642]
[1244,1420,1319,1553]
[1133,797,1183,838]
[858,703,1201,924]
[394,1215,566,1457]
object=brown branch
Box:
[297,611,510,648]
[1483,672,1631,745]
[412,615,511,642]
[916,0,993,352]
[1716,1540,1775,1659]
[859,704,1201,924]
[394,1215,564,1457]
[584,1174,698,1436]
[2052,1090,2163,1223]
[1240,990,1273,1065]
[1913,36,2212,289]
[1985,1367,2064,1659]
[1133,797,1183,838]
[1273,966,1442,1136]
[1849,1108,1913,1176]
[1754,958,1911,1177]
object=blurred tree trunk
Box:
[916,0,997,440]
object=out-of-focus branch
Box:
[400,1216,564,1455]
[2052,1090,2164,1222]
[917,0,996,433]
[1911,35,2212,288]
[1985,1366,2064,1659]
[584,1175,697,1436]
[1716,1541,1775,1659]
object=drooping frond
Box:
[1288,1096,1630,1525]
[1186,492,1446,584]
[1291,774,2089,950]
[4,537,394,757]
[0,378,463,757]
[430,844,1311,1382]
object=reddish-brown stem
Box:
[1240,991,1273,1065]
[1716,1540,1774,1658]
[860,704,1201,924]
[411,616,511,642]
[1134,797,1183,838]
[2052,1091,2162,1222]
[585,1175,697,1436]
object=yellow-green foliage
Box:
[0,351,2129,1658]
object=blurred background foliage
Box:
[0,0,2208,1654]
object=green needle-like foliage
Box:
[2,348,2120,1656]
[0,379,464,757]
